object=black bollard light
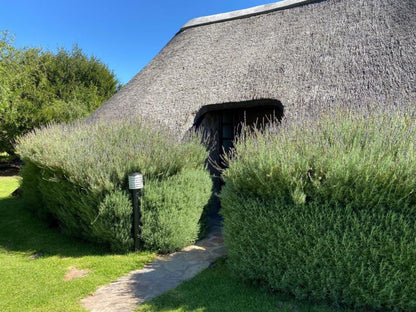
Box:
[128,172,143,251]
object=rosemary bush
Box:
[141,168,212,253]
[221,107,416,310]
[17,118,211,252]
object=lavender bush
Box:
[16,118,212,252]
[221,106,416,310]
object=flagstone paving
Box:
[81,222,226,312]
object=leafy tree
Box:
[0,31,121,156]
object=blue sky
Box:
[1,0,279,84]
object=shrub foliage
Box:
[0,31,120,155]
[141,169,212,253]
[17,118,211,252]
[221,107,416,310]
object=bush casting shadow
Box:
[0,196,119,258]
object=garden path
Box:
[81,219,226,312]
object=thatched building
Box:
[89,0,416,166]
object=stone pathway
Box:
[81,222,226,312]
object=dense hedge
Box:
[17,118,212,253]
[141,169,212,253]
[221,108,416,310]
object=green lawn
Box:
[139,259,353,312]
[0,176,154,312]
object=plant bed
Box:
[16,118,212,253]
[221,107,416,310]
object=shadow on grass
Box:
[139,259,354,312]
[0,160,21,176]
[0,196,117,258]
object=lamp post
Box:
[129,173,143,251]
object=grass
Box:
[0,175,155,312]
[139,259,353,312]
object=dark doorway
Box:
[218,105,283,168]
[194,99,284,213]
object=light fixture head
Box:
[128,173,143,190]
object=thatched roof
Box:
[88,0,416,134]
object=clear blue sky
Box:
[1,0,279,85]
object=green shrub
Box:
[16,118,211,252]
[0,31,120,155]
[91,191,133,252]
[19,161,45,217]
[141,168,212,253]
[221,108,416,310]
[20,161,129,251]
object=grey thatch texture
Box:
[88,0,416,134]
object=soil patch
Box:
[64,267,91,281]
[29,253,44,259]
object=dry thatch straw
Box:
[88,0,416,135]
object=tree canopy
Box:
[0,31,121,155]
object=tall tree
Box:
[0,32,121,156]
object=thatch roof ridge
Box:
[181,0,318,30]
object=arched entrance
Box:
[193,99,284,211]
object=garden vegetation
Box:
[16,118,212,253]
[0,31,120,156]
[221,106,416,311]
[0,175,154,311]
